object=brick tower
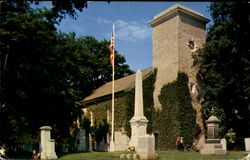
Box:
[149,4,210,137]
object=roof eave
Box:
[149,5,210,27]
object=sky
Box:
[36,2,212,71]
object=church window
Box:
[187,38,197,52]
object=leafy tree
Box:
[22,0,87,21]
[55,33,133,94]
[0,1,133,152]
[193,2,250,147]
[32,1,109,21]
[0,1,59,148]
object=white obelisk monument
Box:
[129,70,149,150]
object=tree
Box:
[32,1,109,21]
[28,0,87,21]
[55,33,134,98]
[0,1,59,147]
[193,2,250,148]
[0,1,133,152]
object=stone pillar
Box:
[129,70,148,149]
[245,138,250,151]
[200,108,226,155]
[40,126,57,159]
[40,126,51,159]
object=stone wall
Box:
[178,13,207,133]
[152,15,179,110]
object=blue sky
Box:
[36,2,212,71]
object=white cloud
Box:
[96,17,112,24]
[96,18,151,42]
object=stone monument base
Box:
[136,134,156,160]
[46,154,58,159]
[200,142,226,155]
[129,115,148,150]
[41,153,58,159]
[245,138,250,151]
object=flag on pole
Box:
[110,22,115,150]
[109,24,115,68]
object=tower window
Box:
[187,38,197,52]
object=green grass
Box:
[156,150,246,160]
[56,150,246,160]
[13,150,247,160]
[57,151,129,160]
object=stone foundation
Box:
[200,143,226,155]
[137,134,156,160]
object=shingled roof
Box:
[81,67,153,104]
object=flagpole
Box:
[110,22,115,151]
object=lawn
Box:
[55,150,247,160]
[156,150,246,160]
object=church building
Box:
[80,4,210,151]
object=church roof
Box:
[81,67,153,104]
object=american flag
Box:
[109,24,115,68]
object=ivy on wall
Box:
[143,69,157,134]
[86,94,129,132]
[84,69,156,138]
[82,70,200,150]
[155,72,200,149]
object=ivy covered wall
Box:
[84,70,156,137]
[155,72,200,149]
[86,93,132,133]
[82,70,200,150]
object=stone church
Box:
[79,4,210,151]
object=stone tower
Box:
[149,4,210,136]
[149,4,209,108]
